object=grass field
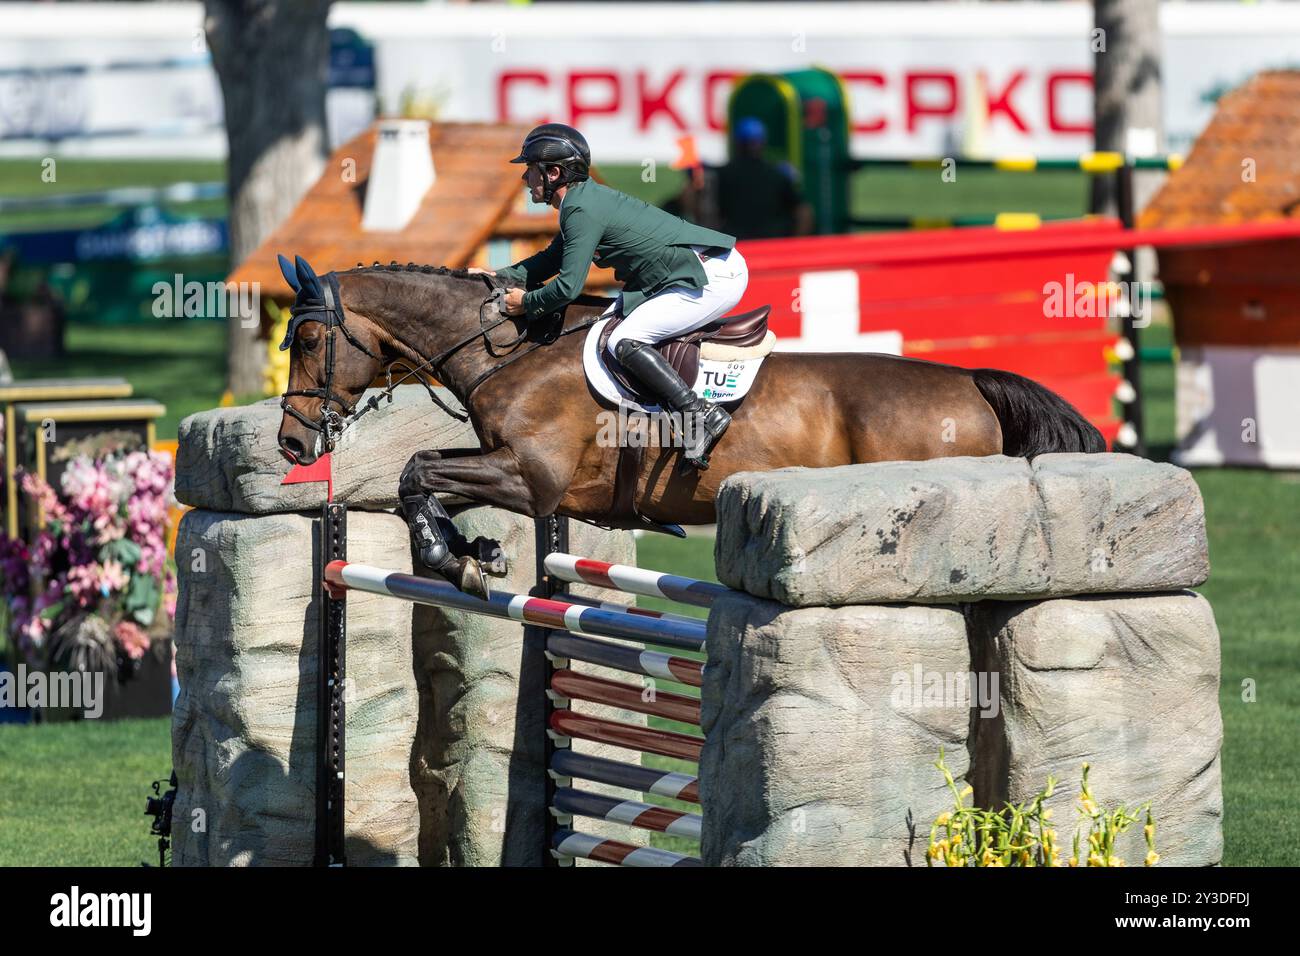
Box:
[0,159,225,233]
[0,717,173,867]
[0,159,1295,867]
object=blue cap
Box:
[734,117,766,144]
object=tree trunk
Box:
[206,0,333,398]
[1091,0,1164,216]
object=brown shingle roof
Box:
[1140,71,1300,228]
[228,121,555,293]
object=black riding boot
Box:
[615,339,731,470]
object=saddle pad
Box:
[583,317,767,413]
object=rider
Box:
[472,122,747,471]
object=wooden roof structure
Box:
[1140,70,1300,228]
[228,121,560,296]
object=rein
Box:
[281,271,600,450]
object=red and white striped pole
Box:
[544,553,730,609]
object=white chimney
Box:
[361,119,435,232]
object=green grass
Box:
[0,159,226,232]
[0,717,173,866]
[1194,468,1300,866]
[850,166,1093,224]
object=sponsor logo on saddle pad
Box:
[698,361,757,403]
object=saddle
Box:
[597,304,772,402]
[594,303,773,540]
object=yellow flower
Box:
[1087,853,1103,867]
[935,812,952,827]
[960,785,974,798]
[1068,856,1079,867]
[1080,796,1099,816]
[1145,851,1160,866]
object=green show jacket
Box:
[495,178,737,318]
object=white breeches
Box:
[605,246,749,352]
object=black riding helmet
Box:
[511,123,590,202]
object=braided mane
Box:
[340,260,612,308]
[341,261,480,280]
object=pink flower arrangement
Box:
[0,447,177,666]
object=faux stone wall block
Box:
[175,386,478,514]
[969,591,1223,866]
[714,454,1209,606]
[700,593,970,866]
[172,499,639,867]
[171,508,420,866]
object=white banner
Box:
[3,2,1300,161]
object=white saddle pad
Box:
[582,317,771,413]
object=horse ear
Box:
[278,254,301,293]
[295,255,323,299]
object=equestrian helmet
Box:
[510,123,591,182]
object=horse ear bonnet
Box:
[279,257,341,352]
[278,254,301,292]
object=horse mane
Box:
[340,261,612,309]
[341,262,480,280]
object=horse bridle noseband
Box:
[280,271,593,451]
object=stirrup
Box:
[680,406,730,471]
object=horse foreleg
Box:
[399,446,566,582]
[401,446,562,517]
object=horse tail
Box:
[971,367,1107,457]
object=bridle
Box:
[279,270,598,452]
[279,272,383,448]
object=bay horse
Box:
[276,255,1104,589]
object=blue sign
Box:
[0,205,227,265]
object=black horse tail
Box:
[971,367,1107,457]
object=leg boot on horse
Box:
[399,494,492,598]
[399,455,509,598]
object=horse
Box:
[276,255,1104,589]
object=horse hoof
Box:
[439,557,490,599]
[458,558,491,599]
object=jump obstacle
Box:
[316,505,725,868]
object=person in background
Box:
[716,116,814,239]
